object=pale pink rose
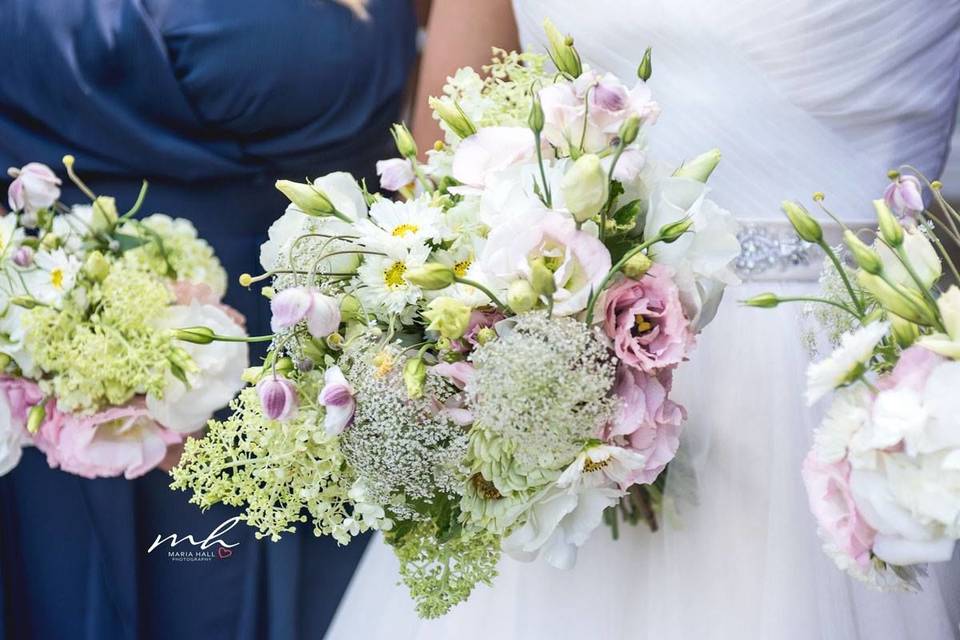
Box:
[7,162,61,214]
[601,266,694,373]
[376,158,415,192]
[171,280,246,326]
[802,452,876,569]
[606,366,685,485]
[33,401,182,480]
[877,345,942,393]
[480,212,611,316]
[883,175,924,220]
[0,376,44,427]
[452,127,536,188]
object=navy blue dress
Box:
[0,2,416,638]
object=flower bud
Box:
[174,326,215,344]
[10,296,39,309]
[301,337,327,362]
[256,376,298,421]
[339,294,362,321]
[403,356,427,399]
[424,297,471,340]
[637,47,653,81]
[673,149,721,183]
[90,196,118,233]
[405,263,457,290]
[168,346,197,375]
[658,218,694,243]
[275,180,336,217]
[529,258,557,297]
[40,233,60,250]
[543,18,582,77]
[475,327,497,345]
[874,199,904,247]
[618,116,641,147]
[844,230,883,275]
[782,201,823,244]
[0,353,11,370]
[270,287,341,338]
[12,246,33,268]
[26,403,45,434]
[83,250,110,282]
[273,357,295,376]
[238,273,253,287]
[390,123,418,159]
[528,93,545,134]
[429,98,477,139]
[621,252,652,278]
[858,272,938,326]
[318,366,356,436]
[507,279,538,313]
[743,293,780,308]
[889,314,920,348]
[561,154,609,223]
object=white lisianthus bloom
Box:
[0,390,27,476]
[451,127,537,189]
[502,480,622,570]
[146,302,248,433]
[557,444,646,488]
[643,177,741,330]
[917,286,960,358]
[806,322,889,405]
[471,160,561,229]
[24,249,82,307]
[480,211,610,316]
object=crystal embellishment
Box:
[734,224,816,278]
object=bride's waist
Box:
[733,219,873,282]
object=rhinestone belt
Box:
[733,221,871,282]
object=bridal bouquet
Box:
[0,157,247,479]
[173,20,739,617]
[748,175,960,589]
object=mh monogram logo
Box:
[147,516,241,561]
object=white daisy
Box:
[557,444,647,489]
[355,198,447,255]
[806,321,889,405]
[355,244,430,319]
[24,249,82,307]
[431,236,496,307]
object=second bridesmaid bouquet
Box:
[0,157,248,479]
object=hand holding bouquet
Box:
[748,173,960,589]
[0,157,247,479]
[173,20,740,617]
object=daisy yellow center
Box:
[582,456,610,473]
[50,268,65,290]
[453,259,472,277]
[383,261,407,288]
[391,223,419,237]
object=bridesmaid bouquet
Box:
[173,20,739,617]
[748,174,960,589]
[0,158,247,479]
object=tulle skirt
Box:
[325,282,960,640]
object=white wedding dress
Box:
[327,1,960,638]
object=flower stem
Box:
[119,180,149,221]
[454,277,505,309]
[817,240,864,314]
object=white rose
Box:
[146,302,248,433]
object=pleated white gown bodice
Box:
[327,2,960,638]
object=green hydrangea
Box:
[387,520,501,619]
[23,264,175,412]
[171,377,363,543]
[120,214,228,296]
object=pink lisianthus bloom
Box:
[7,162,61,214]
[877,344,942,393]
[451,127,537,189]
[171,280,246,327]
[601,265,694,374]
[33,401,182,480]
[802,452,876,569]
[606,366,685,485]
[450,310,505,353]
[0,376,44,426]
